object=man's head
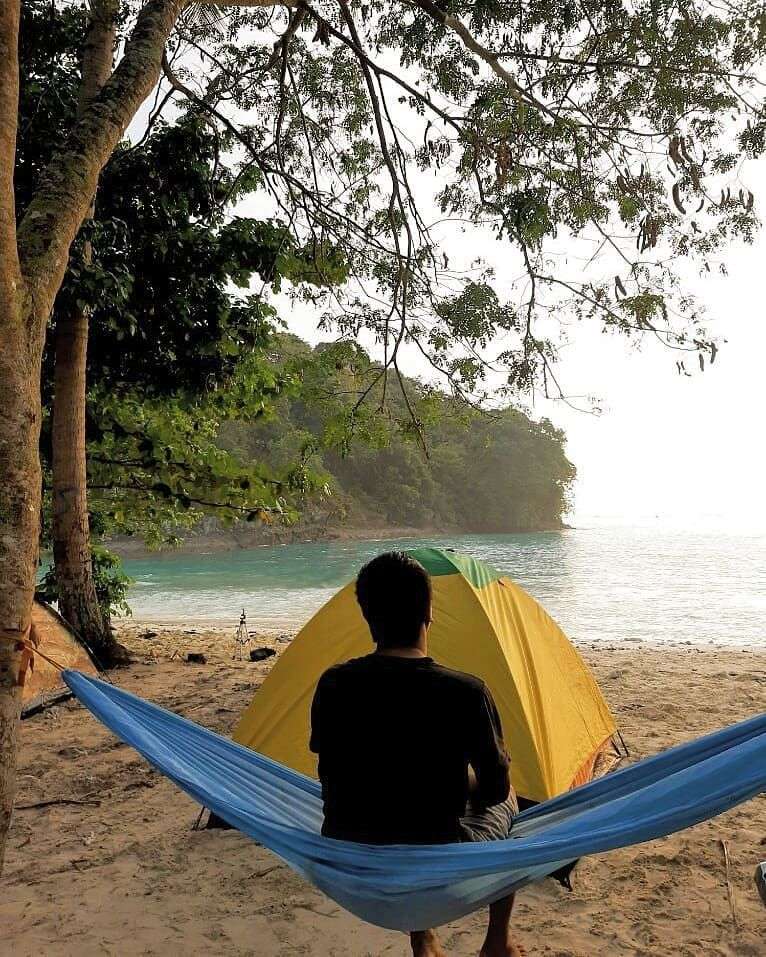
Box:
[355,551,432,649]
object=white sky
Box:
[539,211,766,529]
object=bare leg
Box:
[478,894,525,957]
[410,929,447,956]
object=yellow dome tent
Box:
[234,547,619,803]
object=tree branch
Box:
[0,0,21,302]
[203,0,297,7]
[408,0,556,119]
[17,0,188,337]
[87,483,284,513]
[160,45,408,266]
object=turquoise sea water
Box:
[119,526,766,646]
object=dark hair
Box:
[355,551,432,648]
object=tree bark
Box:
[15,0,290,318]
[0,0,34,875]
[51,0,128,664]
[2,0,188,876]
[52,303,130,661]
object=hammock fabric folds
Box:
[63,670,766,932]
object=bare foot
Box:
[411,928,448,957]
[479,938,527,957]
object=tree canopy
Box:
[156,0,765,407]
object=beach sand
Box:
[3,624,765,956]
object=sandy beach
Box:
[3,624,765,956]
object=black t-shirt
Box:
[309,653,511,844]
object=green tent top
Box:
[407,547,504,589]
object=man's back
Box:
[310,653,510,844]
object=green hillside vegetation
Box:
[222,336,575,536]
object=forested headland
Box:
[60,328,575,560]
[170,335,576,552]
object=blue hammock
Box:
[63,670,766,932]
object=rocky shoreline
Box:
[107,520,568,559]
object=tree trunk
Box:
[2,0,189,877]
[52,304,129,663]
[16,0,189,319]
[0,0,33,874]
[0,320,41,874]
[51,0,128,665]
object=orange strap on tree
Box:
[0,630,67,685]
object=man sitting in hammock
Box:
[310,551,523,957]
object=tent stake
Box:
[719,838,738,926]
[617,729,630,756]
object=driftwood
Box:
[16,797,101,811]
[248,864,284,880]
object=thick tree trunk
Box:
[2,0,188,876]
[51,0,128,665]
[0,320,41,874]
[0,0,33,874]
[16,0,189,319]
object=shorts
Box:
[459,787,519,843]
